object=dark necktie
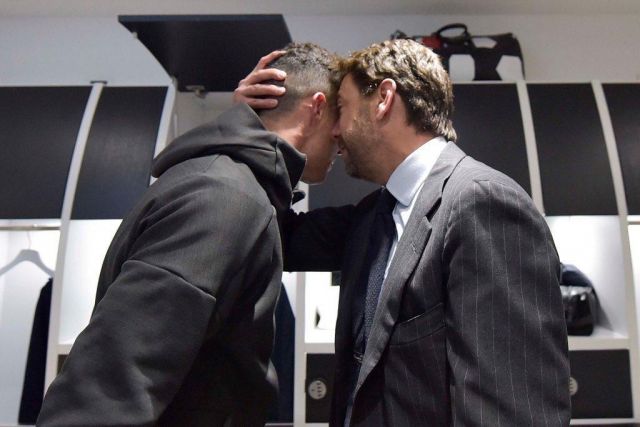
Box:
[362,188,397,345]
[345,189,397,424]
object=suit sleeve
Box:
[282,205,355,272]
[37,177,276,427]
[443,179,571,426]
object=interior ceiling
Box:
[2,0,640,17]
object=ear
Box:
[310,92,327,122]
[375,78,396,120]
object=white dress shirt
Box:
[384,136,448,278]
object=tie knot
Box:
[377,189,397,214]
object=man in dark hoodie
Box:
[37,43,339,427]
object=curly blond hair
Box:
[332,39,457,142]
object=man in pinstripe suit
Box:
[239,39,571,426]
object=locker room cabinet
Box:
[570,350,633,418]
[119,15,292,93]
[0,87,90,219]
[603,83,640,215]
[305,353,335,423]
[528,83,617,216]
[453,83,531,195]
[71,87,166,220]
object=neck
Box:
[261,114,305,152]
[376,126,436,185]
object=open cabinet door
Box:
[119,15,292,93]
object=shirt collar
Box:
[386,136,448,207]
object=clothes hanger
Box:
[0,232,54,278]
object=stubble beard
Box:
[342,112,379,183]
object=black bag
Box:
[559,264,599,336]
[391,23,524,81]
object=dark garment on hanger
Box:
[267,284,294,423]
[19,278,52,425]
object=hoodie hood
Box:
[152,103,306,214]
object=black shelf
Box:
[119,15,292,93]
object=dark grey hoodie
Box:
[38,104,306,427]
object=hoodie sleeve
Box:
[37,173,277,427]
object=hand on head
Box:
[233,50,288,109]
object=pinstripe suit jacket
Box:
[284,142,571,426]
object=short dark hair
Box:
[332,39,457,142]
[259,42,339,118]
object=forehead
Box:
[338,74,359,101]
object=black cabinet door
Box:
[306,353,335,423]
[453,84,531,195]
[71,87,167,220]
[528,84,617,215]
[603,83,640,215]
[569,350,633,418]
[0,87,90,219]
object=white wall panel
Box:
[58,220,120,345]
[0,17,170,86]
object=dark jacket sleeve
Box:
[443,179,571,426]
[281,205,355,272]
[37,176,276,427]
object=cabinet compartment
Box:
[306,353,335,423]
[72,87,166,220]
[453,84,531,195]
[603,83,640,215]
[570,350,633,418]
[528,83,617,216]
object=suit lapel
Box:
[354,142,466,393]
